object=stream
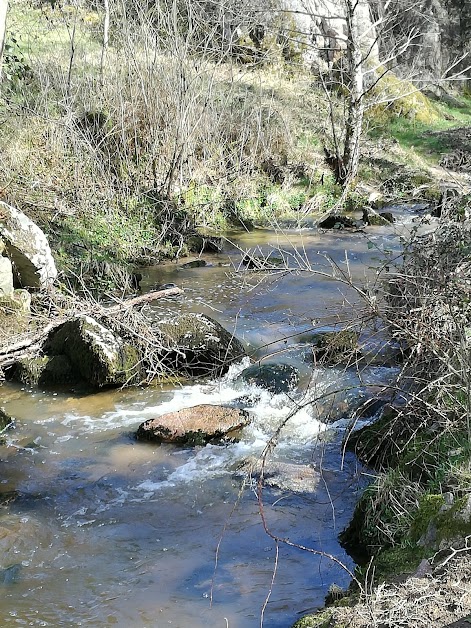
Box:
[0,210,428,627]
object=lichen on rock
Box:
[136,404,250,445]
[43,315,142,388]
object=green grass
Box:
[369,94,471,163]
[54,203,160,266]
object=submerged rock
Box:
[136,404,250,445]
[237,457,320,493]
[43,315,142,388]
[238,362,299,394]
[311,330,360,364]
[156,313,246,377]
[0,514,48,570]
[0,201,57,289]
[0,563,22,585]
[318,214,357,229]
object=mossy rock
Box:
[0,408,13,432]
[241,254,284,269]
[362,208,395,226]
[318,215,357,230]
[410,493,446,544]
[368,73,439,124]
[44,316,143,388]
[416,494,471,551]
[157,313,246,377]
[367,545,429,583]
[10,355,74,387]
[136,404,250,445]
[187,234,223,253]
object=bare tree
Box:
[315,0,470,189]
[0,0,8,81]
[100,0,110,87]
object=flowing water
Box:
[0,211,427,627]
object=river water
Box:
[0,215,423,627]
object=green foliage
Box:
[370,545,429,582]
[3,34,31,90]
[182,183,226,230]
[340,469,421,553]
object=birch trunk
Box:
[100,0,110,86]
[339,0,365,188]
[0,0,8,81]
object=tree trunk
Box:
[0,0,8,81]
[339,0,365,188]
[100,0,110,87]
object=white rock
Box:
[0,256,13,296]
[0,201,57,289]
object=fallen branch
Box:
[0,287,183,370]
[103,287,183,315]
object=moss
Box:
[370,545,429,582]
[368,73,439,125]
[12,356,49,386]
[410,494,445,543]
[291,610,337,628]
[312,330,359,363]
[435,496,471,545]
[0,408,12,432]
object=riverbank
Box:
[3,0,471,297]
[293,195,471,627]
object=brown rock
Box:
[136,404,250,445]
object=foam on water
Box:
[51,358,398,493]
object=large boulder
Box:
[279,0,378,68]
[136,404,250,445]
[42,315,142,388]
[156,313,246,377]
[0,202,57,289]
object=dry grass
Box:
[325,553,471,628]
